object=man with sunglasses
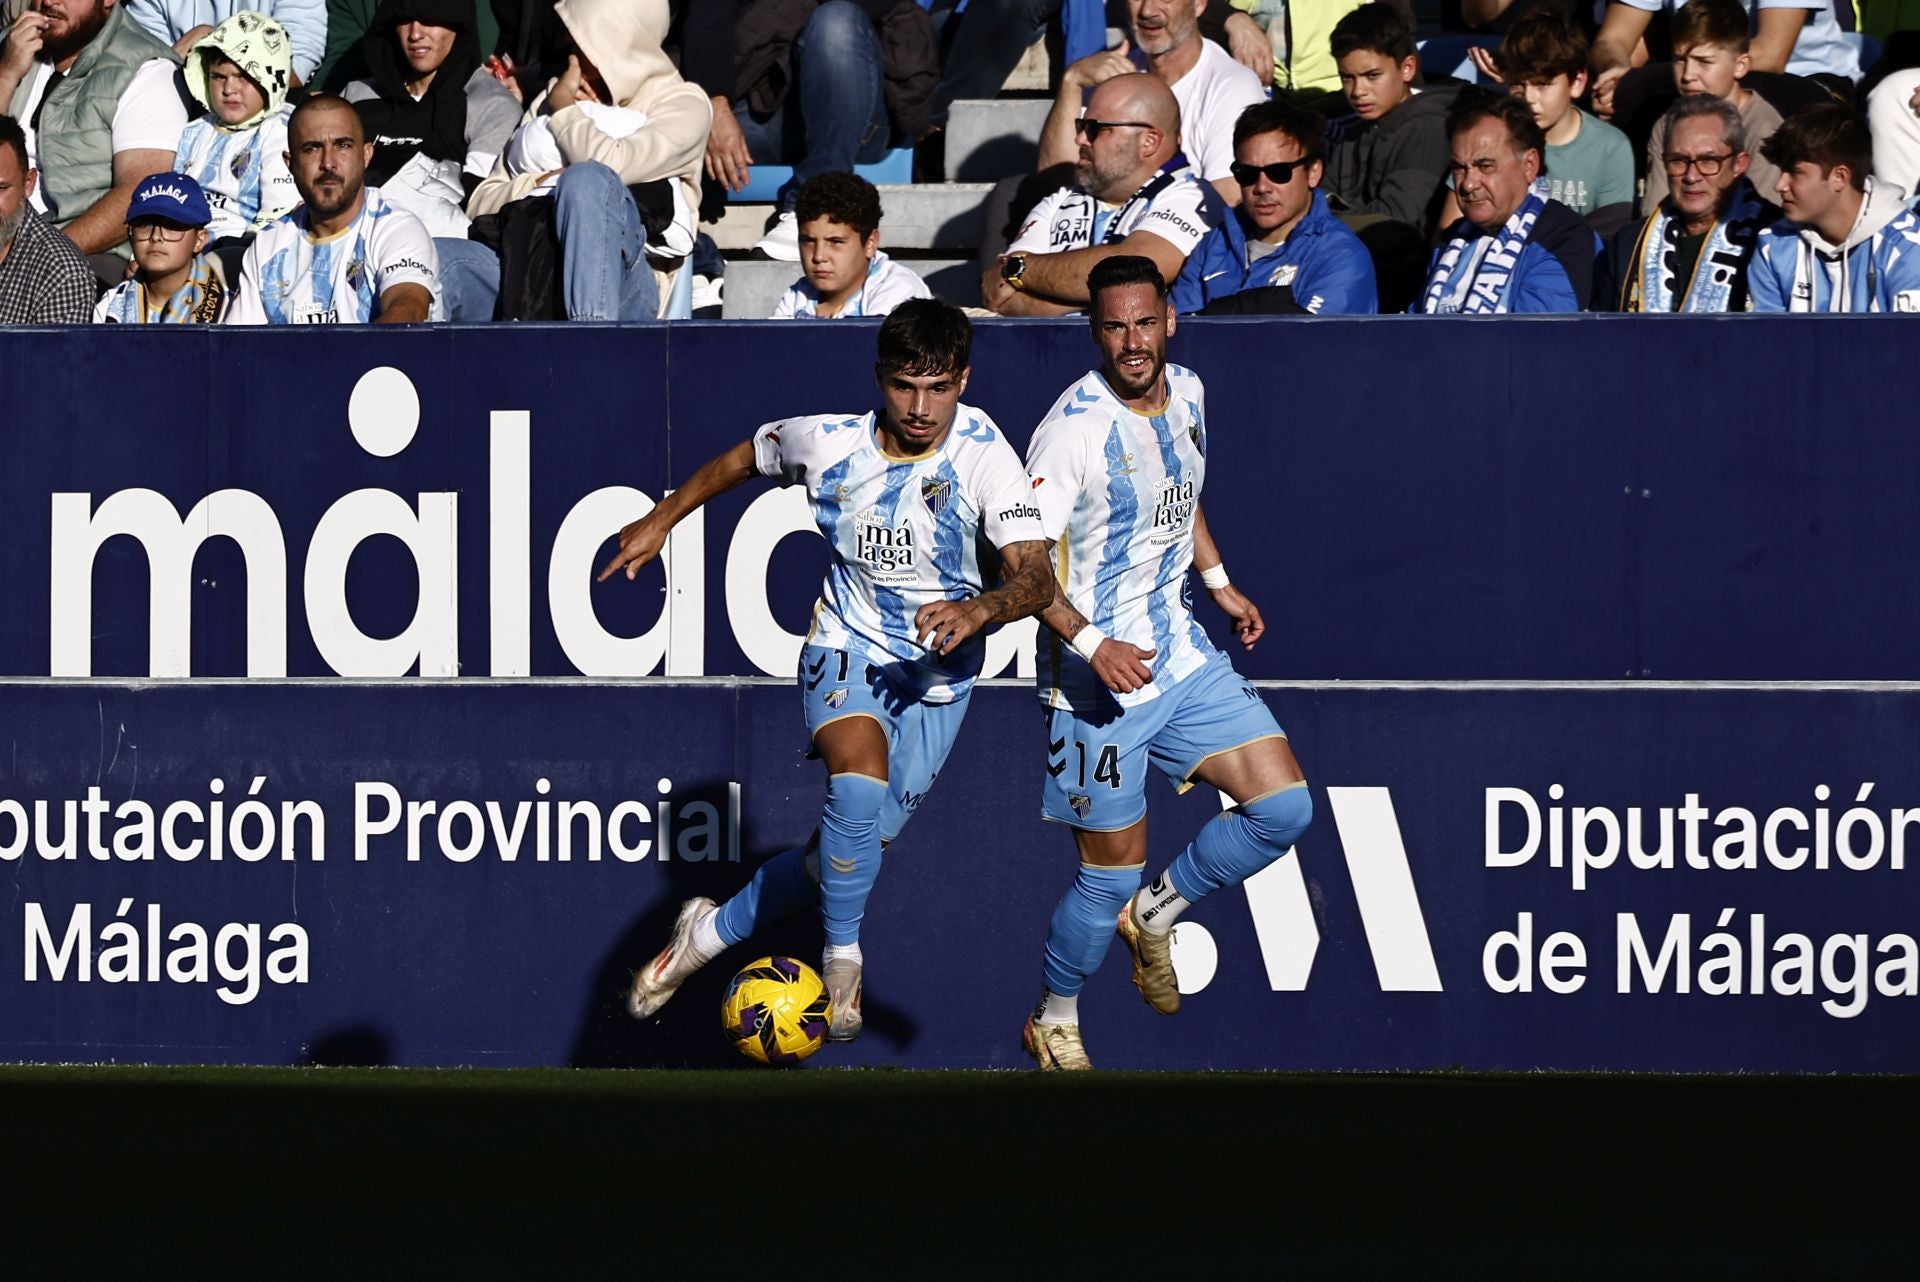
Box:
[1171,99,1376,315]
[1595,96,1772,313]
[983,72,1221,316]
[93,169,229,322]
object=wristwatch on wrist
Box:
[1000,252,1028,292]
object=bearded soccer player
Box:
[1019,255,1312,1071]
[600,298,1052,1042]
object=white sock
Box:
[1033,990,1079,1026]
[1133,873,1191,936]
[688,910,724,966]
[822,941,863,969]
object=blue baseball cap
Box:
[126,172,212,227]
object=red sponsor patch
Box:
[1031,477,1045,489]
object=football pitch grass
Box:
[5,1065,1917,1279]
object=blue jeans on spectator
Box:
[928,0,1059,125]
[432,162,661,321]
[735,0,893,207]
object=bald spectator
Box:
[1415,94,1598,313]
[1038,0,1268,205]
[0,113,96,322]
[985,72,1222,315]
[0,0,190,283]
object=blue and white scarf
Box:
[1623,178,1770,313]
[1420,190,1546,314]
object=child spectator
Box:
[773,171,928,319]
[1323,3,1457,240]
[1495,9,1633,238]
[1642,0,1786,211]
[94,171,229,323]
[174,13,299,245]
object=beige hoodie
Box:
[466,0,710,220]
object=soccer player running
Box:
[599,299,1052,1042]
[1020,255,1312,1071]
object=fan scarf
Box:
[1420,190,1545,314]
[1622,179,1770,313]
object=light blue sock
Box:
[712,837,819,947]
[1040,862,1145,997]
[1165,783,1312,902]
[817,773,887,948]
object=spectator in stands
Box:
[773,169,929,318]
[124,0,323,86]
[1596,96,1771,311]
[682,0,936,260]
[1642,0,1789,212]
[227,94,439,322]
[927,0,1061,129]
[1491,10,1633,238]
[93,169,230,320]
[1208,0,1413,109]
[1037,0,1269,204]
[1171,97,1376,312]
[173,14,298,245]
[1415,93,1598,312]
[1866,69,1920,198]
[342,0,520,238]
[1324,3,1456,240]
[0,0,189,283]
[442,0,709,321]
[318,0,504,92]
[984,71,1221,314]
[1589,0,1859,121]
[1751,102,1920,312]
[0,112,95,321]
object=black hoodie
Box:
[351,0,484,187]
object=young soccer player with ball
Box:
[1019,255,1313,1070]
[599,299,1051,1042]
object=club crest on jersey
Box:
[1069,794,1092,820]
[823,687,850,709]
[921,477,952,517]
[1150,474,1196,545]
[854,506,916,581]
[231,149,252,180]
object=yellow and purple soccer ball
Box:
[721,956,830,1065]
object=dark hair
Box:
[1232,98,1326,164]
[876,298,972,377]
[1087,254,1166,309]
[1448,90,1551,176]
[1497,9,1588,83]
[1330,3,1416,64]
[1672,0,1751,54]
[794,171,884,240]
[1762,102,1872,191]
[289,93,364,140]
[0,115,26,174]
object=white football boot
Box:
[627,897,718,1019]
[823,957,864,1042]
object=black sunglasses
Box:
[1230,158,1314,186]
[1075,117,1153,142]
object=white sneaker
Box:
[689,274,723,314]
[627,896,717,1019]
[753,210,799,261]
[823,957,863,1042]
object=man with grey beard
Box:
[982,72,1220,316]
[0,114,95,322]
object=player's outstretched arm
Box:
[915,539,1054,656]
[1194,503,1263,649]
[1036,547,1157,694]
[596,440,759,582]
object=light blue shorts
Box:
[799,643,970,843]
[1040,649,1285,832]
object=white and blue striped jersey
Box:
[1026,364,1215,711]
[753,405,1045,703]
[174,108,299,241]
[226,188,439,325]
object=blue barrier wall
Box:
[7,316,1920,681]
[3,679,1916,1071]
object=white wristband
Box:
[1199,564,1231,590]
[1070,624,1108,662]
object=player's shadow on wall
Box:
[567,779,920,1068]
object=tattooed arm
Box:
[915,539,1054,655]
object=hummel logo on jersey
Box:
[854,508,916,578]
[1150,476,1195,543]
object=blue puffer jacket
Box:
[1171,189,1378,315]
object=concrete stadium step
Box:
[718,257,979,320]
[944,98,1053,182]
[708,183,993,255]
[1003,39,1050,92]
